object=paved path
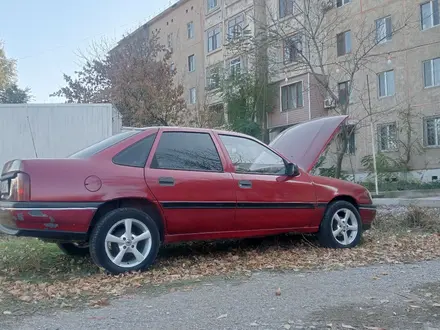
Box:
[3,260,440,329]
[374,197,440,207]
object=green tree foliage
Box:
[0,83,31,103]
[219,70,275,140]
[0,42,16,90]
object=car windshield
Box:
[68,130,141,159]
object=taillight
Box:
[9,172,31,201]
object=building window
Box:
[377,70,395,97]
[281,81,303,111]
[375,16,392,44]
[230,57,241,76]
[207,26,221,52]
[336,0,351,8]
[338,81,350,105]
[341,125,356,155]
[189,87,197,104]
[378,123,397,151]
[227,14,244,40]
[424,117,440,146]
[423,57,440,88]
[336,31,351,56]
[421,1,439,30]
[283,33,303,64]
[207,66,220,90]
[207,0,218,11]
[167,33,173,52]
[187,22,194,39]
[279,0,294,19]
[188,55,195,72]
[346,125,356,154]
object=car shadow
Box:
[158,233,318,260]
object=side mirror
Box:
[285,162,300,177]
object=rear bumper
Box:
[359,204,377,231]
[0,201,100,240]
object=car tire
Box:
[318,200,362,249]
[89,207,160,275]
[57,242,90,257]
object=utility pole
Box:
[366,74,379,196]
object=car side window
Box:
[112,133,157,168]
[151,132,223,172]
[219,134,286,175]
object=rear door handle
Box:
[238,180,252,189]
[158,177,175,186]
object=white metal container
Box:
[0,103,122,166]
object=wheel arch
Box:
[327,195,359,210]
[88,197,165,242]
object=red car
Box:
[0,115,375,274]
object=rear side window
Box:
[151,132,223,172]
[112,133,157,168]
[69,131,141,159]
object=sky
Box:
[1,0,177,103]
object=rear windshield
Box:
[68,130,141,159]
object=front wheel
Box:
[89,208,160,274]
[318,200,362,248]
[57,242,90,257]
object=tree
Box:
[215,1,275,141]
[50,60,110,103]
[237,0,412,177]
[106,33,187,127]
[51,32,187,127]
[0,42,16,90]
[0,83,32,103]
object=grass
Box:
[0,236,99,282]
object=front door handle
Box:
[238,180,252,189]
[158,177,175,186]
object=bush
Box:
[373,205,440,233]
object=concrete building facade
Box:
[113,0,440,181]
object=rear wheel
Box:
[318,200,362,248]
[89,208,160,274]
[57,242,90,257]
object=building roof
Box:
[111,0,191,52]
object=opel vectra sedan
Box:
[0,115,376,274]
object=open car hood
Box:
[269,115,348,173]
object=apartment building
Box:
[113,0,440,180]
[321,0,440,180]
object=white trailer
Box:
[0,103,122,167]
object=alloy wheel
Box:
[104,218,152,268]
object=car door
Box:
[144,129,236,236]
[215,133,321,231]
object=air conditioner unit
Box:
[321,0,334,11]
[324,98,336,109]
